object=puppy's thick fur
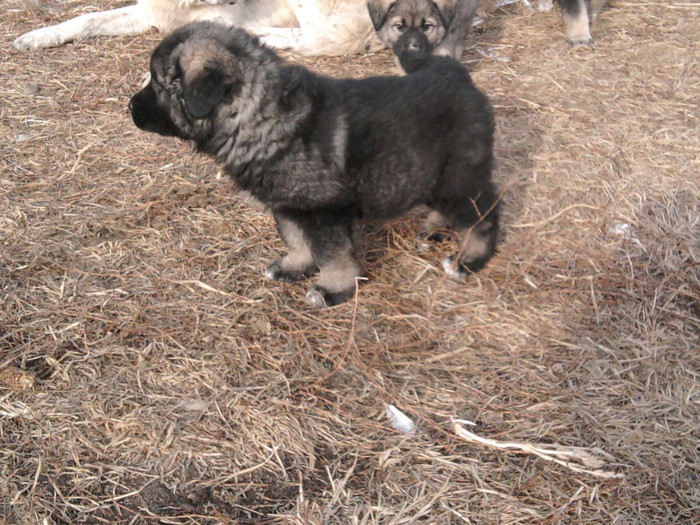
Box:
[537,0,607,46]
[130,23,499,307]
[13,0,382,57]
[367,0,480,65]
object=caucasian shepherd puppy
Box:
[130,22,499,308]
[367,0,480,67]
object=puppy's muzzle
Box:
[129,87,180,138]
[393,31,434,56]
[128,93,151,130]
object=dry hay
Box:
[1,1,698,524]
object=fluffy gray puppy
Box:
[130,23,499,307]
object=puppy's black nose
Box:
[407,40,420,51]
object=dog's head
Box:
[129,23,268,144]
[367,0,458,54]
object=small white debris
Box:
[608,223,646,251]
[385,404,416,436]
[476,47,511,62]
[181,400,208,412]
[452,420,623,480]
[523,274,539,289]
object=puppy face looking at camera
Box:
[367,0,479,62]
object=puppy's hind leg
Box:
[14,4,152,50]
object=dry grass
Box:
[1,1,698,523]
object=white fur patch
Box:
[385,404,416,436]
[306,288,327,308]
[14,0,381,55]
[442,257,464,280]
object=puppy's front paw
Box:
[442,256,468,280]
[441,255,491,280]
[264,260,314,283]
[305,285,354,308]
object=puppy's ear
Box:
[182,67,229,119]
[433,0,458,27]
[178,40,241,119]
[367,0,391,30]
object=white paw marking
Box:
[305,288,327,308]
[442,258,465,280]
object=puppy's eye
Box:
[393,20,406,32]
[421,22,434,32]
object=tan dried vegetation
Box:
[1,1,698,523]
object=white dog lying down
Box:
[13,0,384,56]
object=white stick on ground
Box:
[453,422,624,480]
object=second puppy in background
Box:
[367,0,480,70]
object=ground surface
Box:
[1,1,698,524]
